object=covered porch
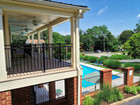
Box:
[0,0,89,79]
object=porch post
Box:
[0,8,7,80]
[70,17,76,69]
[38,31,41,44]
[48,27,52,59]
[37,31,41,53]
[31,34,35,44]
[3,13,11,68]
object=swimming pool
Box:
[81,65,120,88]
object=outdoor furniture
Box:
[92,60,98,65]
[96,61,103,66]
[56,89,62,96]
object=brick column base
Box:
[0,91,12,105]
[65,76,82,105]
[100,69,112,89]
[124,67,134,86]
[11,87,32,105]
[49,81,56,100]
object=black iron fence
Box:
[5,43,72,75]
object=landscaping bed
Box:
[83,85,140,105]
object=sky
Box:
[53,0,140,37]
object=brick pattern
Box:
[0,91,12,105]
[100,69,112,88]
[65,76,82,105]
[49,81,56,100]
[124,67,134,86]
[11,87,32,105]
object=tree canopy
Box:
[118,30,134,44]
[123,32,140,58]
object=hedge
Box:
[103,60,121,69]
[109,54,133,60]
[122,62,140,72]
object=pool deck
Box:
[81,62,140,95]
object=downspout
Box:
[77,66,81,105]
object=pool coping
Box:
[80,62,122,75]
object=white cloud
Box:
[97,6,108,15]
[137,14,140,18]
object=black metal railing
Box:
[5,43,72,75]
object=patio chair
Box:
[56,89,62,96]
[96,61,103,66]
[92,60,98,65]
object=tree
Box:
[64,35,71,44]
[123,32,140,58]
[12,35,27,44]
[118,30,134,44]
[134,20,140,33]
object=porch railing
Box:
[5,43,72,75]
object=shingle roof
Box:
[44,0,88,8]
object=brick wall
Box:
[0,91,12,105]
[124,67,134,86]
[11,87,32,105]
[100,69,112,88]
[65,76,82,105]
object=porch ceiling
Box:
[8,12,60,36]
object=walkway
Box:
[119,59,140,63]
[121,97,140,105]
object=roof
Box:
[43,0,88,8]
[8,0,89,11]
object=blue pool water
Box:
[81,65,120,88]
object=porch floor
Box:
[7,52,71,77]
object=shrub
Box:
[94,85,124,104]
[66,53,71,59]
[109,54,133,60]
[122,62,140,72]
[100,56,108,59]
[88,56,98,63]
[83,56,90,61]
[97,57,106,62]
[103,60,121,69]
[125,86,138,95]
[136,86,140,93]
[83,96,94,105]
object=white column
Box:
[38,31,41,44]
[70,17,76,69]
[75,17,80,67]
[4,13,11,68]
[48,27,52,58]
[32,34,35,44]
[37,31,41,54]
[0,8,7,80]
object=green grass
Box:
[134,73,140,76]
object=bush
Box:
[109,54,133,60]
[66,53,71,59]
[93,85,123,104]
[103,60,121,69]
[124,86,138,95]
[83,56,90,61]
[100,56,108,59]
[88,56,98,63]
[136,86,140,93]
[83,96,94,105]
[122,62,140,72]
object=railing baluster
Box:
[43,43,45,72]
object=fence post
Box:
[59,43,61,62]
[100,69,112,89]
[123,67,134,86]
[42,43,45,72]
